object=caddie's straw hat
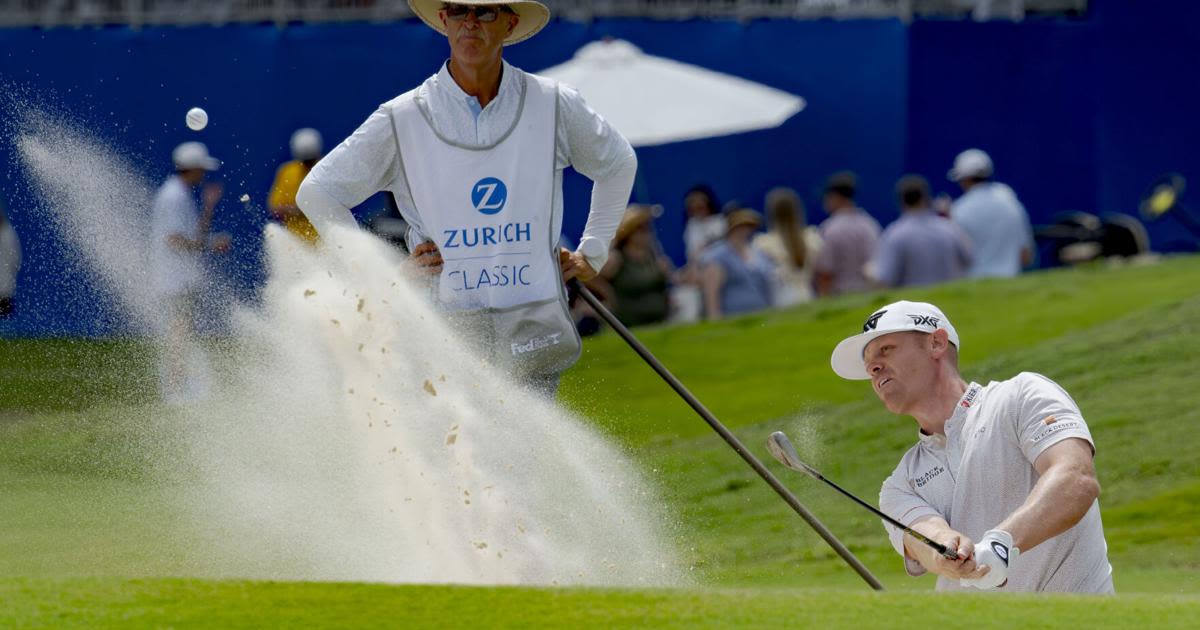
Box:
[408,1,551,46]
[830,301,960,380]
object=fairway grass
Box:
[2,578,1198,629]
[3,255,1200,626]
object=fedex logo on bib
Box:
[472,177,507,215]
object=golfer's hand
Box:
[559,248,598,282]
[410,241,444,275]
[961,529,1016,590]
[925,532,988,581]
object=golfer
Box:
[297,1,634,395]
[830,301,1113,592]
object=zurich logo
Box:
[471,177,507,215]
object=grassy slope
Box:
[2,256,1199,626]
[2,579,1198,629]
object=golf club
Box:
[568,278,885,590]
[767,431,960,561]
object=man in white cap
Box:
[947,148,1035,278]
[150,141,231,402]
[297,1,636,395]
[829,301,1113,592]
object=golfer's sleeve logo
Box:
[472,177,508,215]
[863,309,886,332]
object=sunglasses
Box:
[442,4,513,22]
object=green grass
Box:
[3,255,1200,626]
[3,579,1198,629]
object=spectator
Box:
[598,204,672,327]
[754,187,822,306]
[872,175,973,288]
[813,171,881,297]
[150,142,232,403]
[267,128,324,243]
[947,149,1035,278]
[701,209,775,320]
[682,184,725,263]
[0,197,20,318]
[672,184,725,322]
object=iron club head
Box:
[767,431,821,480]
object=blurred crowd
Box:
[0,130,1037,370]
[575,146,1035,331]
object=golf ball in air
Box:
[239,194,250,203]
[186,107,208,131]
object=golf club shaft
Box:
[569,279,885,591]
[810,469,957,560]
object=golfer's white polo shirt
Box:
[879,372,1114,592]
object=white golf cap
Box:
[408,0,550,46]
[172,141,220,171]
[290,128,323,160]
[947,148,993,181]
[830,301,960,380]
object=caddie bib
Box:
[389,71,581,377]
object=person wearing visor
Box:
[297,1,636,395]
[829,301,1113,592]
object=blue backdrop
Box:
[0,0,1195,336]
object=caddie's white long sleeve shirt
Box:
[297,59,636,272]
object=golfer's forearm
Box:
[296,179,359,236]
[998,464,1099,551]
[904,517,952,569]
[577,151,637,271]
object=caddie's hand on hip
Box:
[410,240,444,275]
[559,247,598,282]
[961,529,1017,590]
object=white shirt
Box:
[149,175,205,298]
[298,60,636,272]
[683,215,726,263]
[0,220,20,298]
[951,182,1034,278]
[879,373,1113,593]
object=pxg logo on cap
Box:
[472,177,508,215]
[863,309,886,332]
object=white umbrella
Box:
[539,39,805,147]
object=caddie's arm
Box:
[996,437,1100,552]
[296,106,399,237]
[556,84,638,281]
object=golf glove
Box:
[960,529,1018,590]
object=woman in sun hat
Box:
[296,2,637,396]
[699,208,775,320]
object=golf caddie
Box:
[829,301,1114,592]
[297,1,634,395]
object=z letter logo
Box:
[863,310,886,332]
[472,177,508,215]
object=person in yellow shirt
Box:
[267,128,323,242]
